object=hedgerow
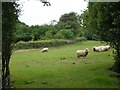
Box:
[14,37,87,50]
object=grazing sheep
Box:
[93,45,110,52]
[76,48,89,58]
[41,47,48,52]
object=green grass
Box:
[10,41,119,88]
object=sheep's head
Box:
[85,48,89,57]
[93,46,96,51]
[85,48,89,52]
[107,45,111,49]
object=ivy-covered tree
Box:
[2,2,20,88]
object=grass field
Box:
[10,41,119,88]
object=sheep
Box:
[41,47,48,52]
[104,45,111,51]
[93,46,101,52]
[98,46,106,51]
[93,45,110,52]
[76,48,89,58]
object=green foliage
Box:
[15,12,90,42]
[2,2,20,88]
[75,37,87,42]
[14,38,87,50]
[56,12,81,36]
[14,24,56,42]
[14,40,67,50]
[54,29,74,39]
[80,29,94,40]
[15,22,32,42]
[79,9,98,40]
[45,31,53,39]
[87,2,120,72]
[54,32,64,39]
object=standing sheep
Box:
[41,47,48,52]
[76,48,89,58]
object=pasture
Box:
[10,41,119,88]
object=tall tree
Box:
[79,10,95,40]
[56,12,80,37]
[14,21,31,42]
[2,2,20,88]
[88,2,120,73]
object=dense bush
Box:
[54,29,74,39]
[14,38,87,50]
[14,39,67,50]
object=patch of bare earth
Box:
[14,49,39,53]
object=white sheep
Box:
[93,46,101,52]
[76,48,89,58]
[93,45,110,52]
[104,45,111,51]
[41,47,48,52]
[98,46,106,51]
